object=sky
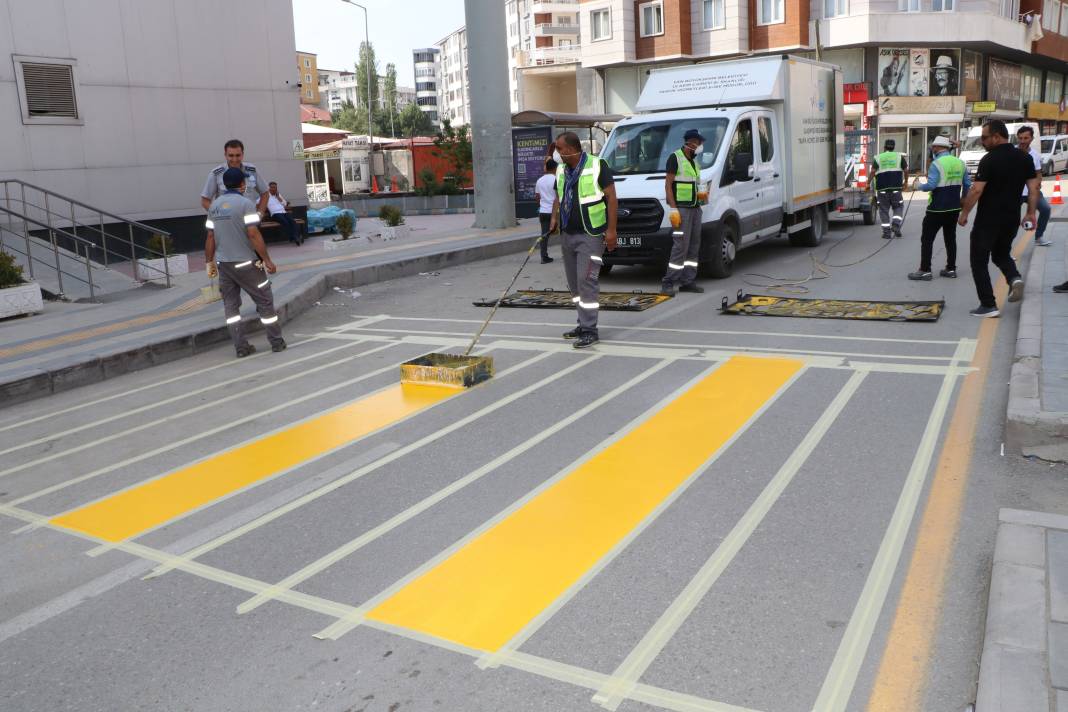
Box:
[292,0,467,88]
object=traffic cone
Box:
[391,176,398,192]
[1053,175,1064,205]
[856,161,868,190]
[372,176,380,193]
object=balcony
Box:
[817,11,1030,53]
[519,45,582,66]
[534,22,580,36]
[531,0,578,12]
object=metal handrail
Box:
[0,225,91,288]
[0,178,169,235]
[0,212,96,300]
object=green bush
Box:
[335,212,355,238]
[378,205,405,227]
[0,250,25,289]
[416,168,439,197]
[146,234,174,256]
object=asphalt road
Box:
[2,204,1067,712]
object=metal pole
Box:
[20,184,33,279]
[128,223,137,281]
[342,1,375,190]
[463,0,517,228]
[160,233,171,287]
[85,249,95,302]
[44,193,64,297]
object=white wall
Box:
[0,0,307,221]
[581,0,638,68]
[689,0,749,58]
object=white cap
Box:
[931,135,953,149]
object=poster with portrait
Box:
[928,49,959,96]
[910,49,929,97]
[878,48,909,97]
[989,59,1022,111]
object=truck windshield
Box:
[601,118,729,175]
[963,134,1027,152]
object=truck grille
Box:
[616,198,663,234]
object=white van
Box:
[1041,134,1068,175]
[599,55,846,278]
[959,122,1040,175]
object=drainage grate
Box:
[473,289,672,311]
[721,291,944,322]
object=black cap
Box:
[683,129,705,143]
[223,167,246,190]
[884,139,896,150]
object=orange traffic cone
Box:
[371,176,380,193]
[1052,175,1064,205]
[391,176,398,192]
[855,161,868,190]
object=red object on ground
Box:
[1053,176,1064,205]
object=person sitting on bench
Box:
[266,181,301,245]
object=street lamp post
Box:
[341,0,374,186]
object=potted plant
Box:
[325,211,363,251]
[378,205,409,241]
[334,212,356,240]
[136,234,188,281]
[0,249,43,319]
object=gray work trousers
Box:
[218,260,283,351]
[877,190,904,236]
[662,206,702,287]
[561,231,602,334]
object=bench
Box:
[259,215,307,243]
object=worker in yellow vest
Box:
[871,139,908,239]
[660,129,707,296]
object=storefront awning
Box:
[878,113,964,126]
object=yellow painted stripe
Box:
[51,383,458,542]
[367,355,803,651]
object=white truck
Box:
[959,122,1039,176]
[600,55,847,278]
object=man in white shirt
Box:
[266,182,302,245]
[1017,126,1052,246]
[535,158,558,263]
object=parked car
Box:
[1041,134,1068,175]
[960,122,1040,176]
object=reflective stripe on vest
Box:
[556,155,608,236]
[927,153,966,213]
[671,148,699,207]
[874,151,904,191]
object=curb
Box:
[1005,245,1068,459]
[0,231,536,409]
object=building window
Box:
[824,0,847,17]
[758,0,784,24]
[559,16,572,25]
[591,8,612,41]
[758,117,775,161]
[932,0,954,10]
[703,0,726,28]
[1022,66,1043,105]
[1000,0,1019,17]
[1044,0,1058,29]
[639,1,664,37]
[1061,4,1068,34]
[898,0,920,11]
[305,74,312,83]
[303,58,311,68]
[1047,71,1064,103]
[559,38,574,47]
[14,56,82,125]
[305,89,312,99]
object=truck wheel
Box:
[599,262,613,277]
[790,204,827,247]
[862,201,875,226]
[699,221,737,278]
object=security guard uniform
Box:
[206,190,284,353]
[662,147,703,290]
[912,147,969,277]
[556,153,611,340]
[201,162,268,206]
[872,150,906,238]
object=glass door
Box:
[908,127,926,175]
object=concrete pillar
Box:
[464,0,516,229]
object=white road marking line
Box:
[0,342,407,525]
[313,359,739,642]
[325,325,961,363]
[0,443,402,644]
[235,356,664,615]
[333,313,963,345]
[591,369,868,710]
[809,338,969,712]
[0,340,367,458]
[0,335,327,434]
[475,364,809,671]
[142,350,557,580]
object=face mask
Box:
[552,150,562,164]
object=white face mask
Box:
[552,150,562,164]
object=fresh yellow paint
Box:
[51,383,457,542]
[368,355,803,652]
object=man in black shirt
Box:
[958,120,1040,317]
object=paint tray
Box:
[400,353,494,389]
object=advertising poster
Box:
[989,59,1022,111]
[878,48,909,97]
[910,49,929,97]
[928,49,959,96]
[962,50,983,102]
[511,126,553,219]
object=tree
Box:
[432,118,473,188]
[398,102,434,138]
[331,101,363,134]
[383,63,398,137]
[355,42,379,115]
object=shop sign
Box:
[972,101,997,113]
[989,59,1022,111]
[877,95,965,115]
[1027,102,1068,121]
[844,82,869,104]
[292,140,305,159]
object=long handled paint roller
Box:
[400,233,546,389]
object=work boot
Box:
[881,231,892,240]
[1054,281,1068,293]
[272,340,287,353]
[679,283,705,293]
[1008,278,1025,303]
[970,305,1000,318]
[573,332,599,349]
[541,257,554,264]
[660,282,676,296]
[893,228,902,238]
[908,271,933,281]
[940,268,957,278]
[562,327,581,340]
[236,344,256,358]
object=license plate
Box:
[617,235,642,247]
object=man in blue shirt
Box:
[909,135,971,281]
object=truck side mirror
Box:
[730,152,753,181]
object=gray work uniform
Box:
[559,156,614,335]
[663,152,703,288]
[206,191,283,351]
[877,191,904,236]
[201,163,268,205]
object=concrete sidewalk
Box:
[0,214,540,407]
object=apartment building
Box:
[297,51,320,104]
[321,72,416,116]
[437,26,471,125]
[413,48,442,125]
[507,0,595,114]
[573,0,1068,173]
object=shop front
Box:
[875,96,965,175]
